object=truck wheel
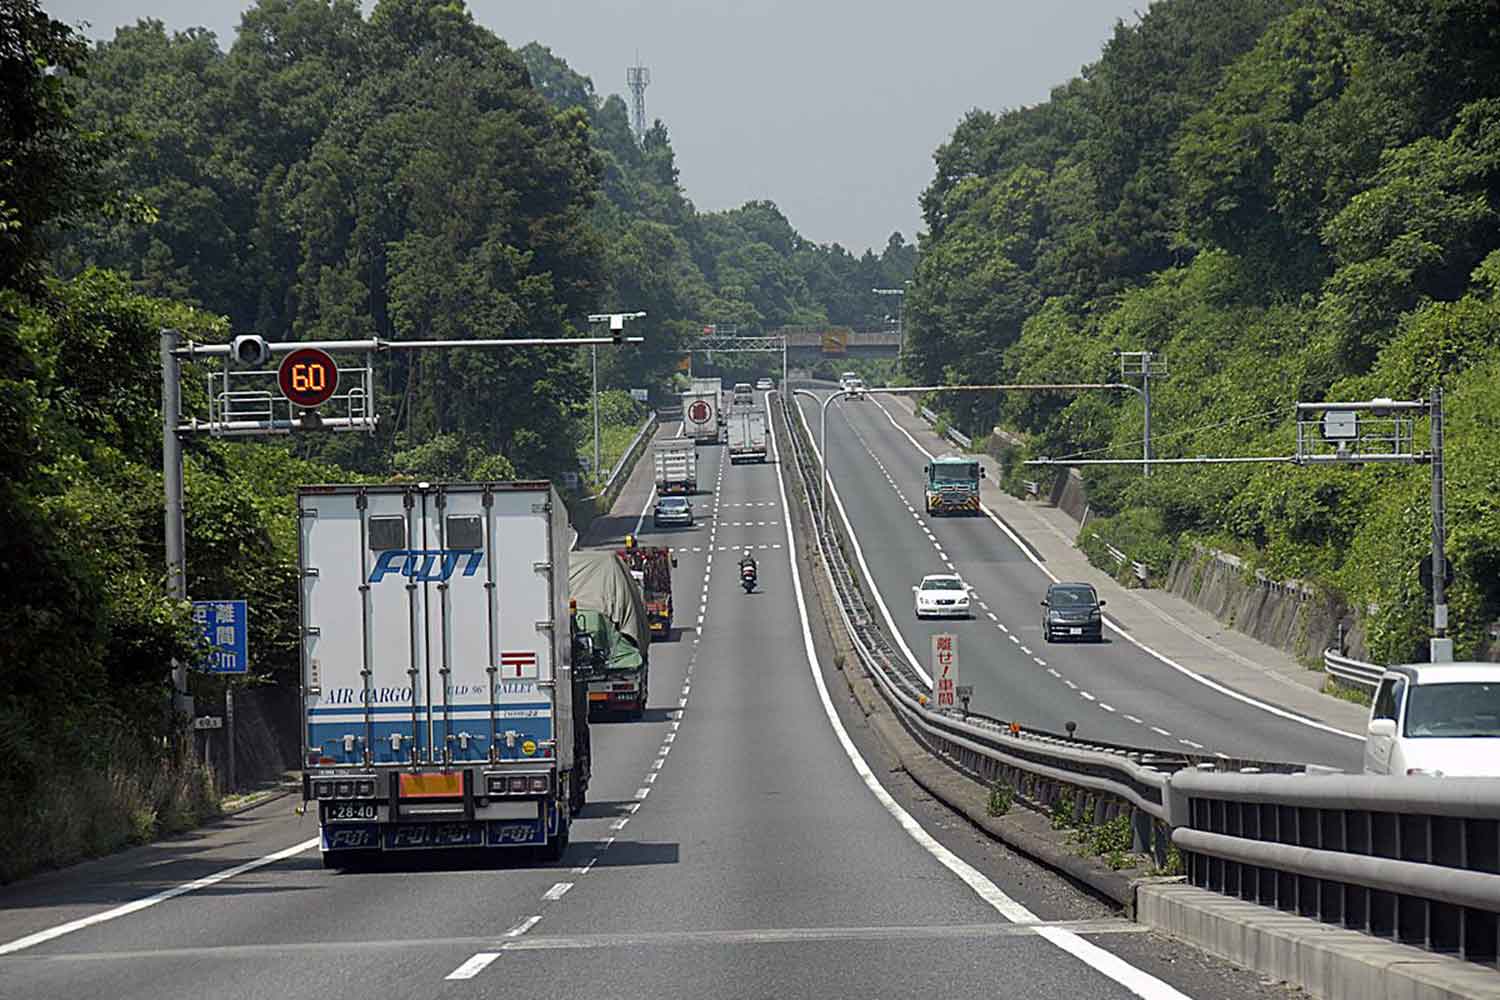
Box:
[540,807,570,862]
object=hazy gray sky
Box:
[47,1,1145,252]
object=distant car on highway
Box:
[912,574,971,619]
[1040,582,1104,642]
[1363,664,1500,776]
[845,377,866,399]
[653,495,694,528]
[755,377,773,391]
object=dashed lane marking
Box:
[446,953,501,980]
[542,882,573,902]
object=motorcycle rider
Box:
[739,548,757,580]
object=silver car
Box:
[653,495,694,528]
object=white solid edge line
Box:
[0,836,320,957]
[865,394,1361,744]
[792,395,932,688]
[768,394,1195,1000]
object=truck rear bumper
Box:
[321,801,559,853]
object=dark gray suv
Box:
[1040,582,1104,643]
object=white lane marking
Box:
[1033,658,1047,667]
[572,857,598,875]
[602,836,616,849]
[864,394,1361,744]
[1047,669,1061,678]
[771,398,1196,1000]
[1215,752,1231,760]
[1019,646,1031,655]
[1099,704,1116,713]
[542,882,574,901]
[1064,680,1078,690]
[0,836,319,957]
[1151,726,1172,737]
[644,772,658,784]
[678,697,688,708]
[663,732,676,743]
[1008,635,1020,644]
[633,480,659,537]
[1080,691,1096,702]
[652,757,665,769]
[1180,739,1205,750]
[997,623,1009,633]
[986,612,998,621]
[446,952,501,980]
[611,818,630,830]
[635,787,651,800]
[1126,715,1144,724]
[792,399,931,687]
[625,802,641,815]
[506,914,543,937]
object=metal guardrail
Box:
[1168,769,1500,965]
[916,404,972,450]
[1325,648,1384,691]
[1023,479,1040,498]
[780,389,1500,966]
[595,411,656,498]
[1102,541,1150,583]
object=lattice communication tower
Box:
[627,59,650,142]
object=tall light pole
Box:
[1117,350,1165,477]
[873,286,907,357]
[586,311,647,486]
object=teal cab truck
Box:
[924,453,983,515]
[570,550,651,719]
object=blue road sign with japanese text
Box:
[192,600,248,674]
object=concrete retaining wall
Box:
[1051,469,1090,524]
[1164,547,1362,665]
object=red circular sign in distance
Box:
[688,400,711,424]
[278,348,339,408]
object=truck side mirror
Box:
[1039,599,1049,607]
[1367,718,1396,738]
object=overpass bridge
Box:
[774,325,901,357]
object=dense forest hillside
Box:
[907,0,1500,663]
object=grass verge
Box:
[0,735,220,885]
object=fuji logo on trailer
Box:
[369,548,483,583]
[687,400,711,424]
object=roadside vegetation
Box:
[906,0,1500,664]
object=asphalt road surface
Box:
[793,388,1362,772]
[0,396,1299,1000]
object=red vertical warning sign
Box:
[931,633,959,709]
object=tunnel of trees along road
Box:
[3,0,1500,885]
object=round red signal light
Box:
[277,348,339,408]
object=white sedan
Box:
[1364,663,1500,776]
[912,574,972,619]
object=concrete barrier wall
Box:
[1051,469,1089,524]
[1164,547,1359,665]
[565,412,657,539]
